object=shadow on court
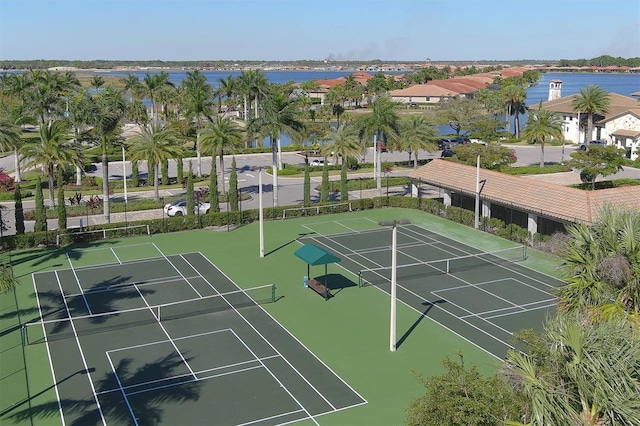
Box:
[264,232,316,257]
[8,353,200,425]
[396,299,447,349]
[312,273,357,296]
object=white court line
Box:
[127,365,263,397]
[66,254,92,314]
[194,251,368,409]
[68,242,155,254]
[98,356,280,396]
[152,243,203,298]
[479,302,558,320]
[31,273,65,425]
[459,297,557,319]
[68,256,167,273]
[64,275,185,298]
[107,328,232,353]
[193,254,340,425]
[132,282,197,380]
[105,351,138,425]
[238,409,305,426]
[295,239,506,360]
[109,248,122,265]
[409,223,561,291]
[53,271,107,425]
[228,328,320,425]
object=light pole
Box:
[378,219,410,352]
[251,166,267,258]
[474,155,480,229]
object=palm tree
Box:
[127,124,183,200]
[249,92,304,207]
[0,102,31,182]
[0,112,23,179]
[505,311,640,425]
[520,105,563,167]
[216,75,236,113]
[140,72,174,124]
[571,85,610,142]
[354,95,400,196]
[19,120,77,207]
[85,86,127,222]
[90,75,105,91]
[557,204,640,320]
[119,73,141,102]
[200,116,244,195]
[321,124,363,165]
[181,70,215,177]
[501,84,527,138]
[398,115,439,168]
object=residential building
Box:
[529,81,640,159]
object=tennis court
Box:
[27,243,365,425]
[299,217,563,358]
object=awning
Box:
[294,244,341,266]
[294,244,341,300]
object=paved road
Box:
[1,145,637,236]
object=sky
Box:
[1,0,638,62]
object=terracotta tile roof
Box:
[527,93,640,122]
[390,84,460,97]
[407,159,640,225]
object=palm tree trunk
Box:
[13,148,21,182]
[277,137,283,170]
[196,123,202,177]
[75,164,82,186]
[540,141,545,168]
[219,155,226,195]
[48,164,55,208]
[102,147,110,223]
[154,162,160,200]
[515,113,520,138]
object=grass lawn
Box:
[0,208,563,425]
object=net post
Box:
[21,324,27,346]
[146,225,150,236]
[271,284,276,303]
[156,305,161,321]
[446,259,450,274]
[103,229,106,239]
[358,271,362,288]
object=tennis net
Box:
[358,246,527,287]
[24,284,276,345]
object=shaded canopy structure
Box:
[294,244,341,299]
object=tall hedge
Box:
[321,162,330,203]
[14,183,25,235]
[177,158,184,186]
[147,160,155,187]
[57,168,67,230]
[34,176,47,232]
[304,165,310,207]
[161,159,169,185]
[340,162,348,201]
[131,160,139,187]
[209,160,220,212]
[229,157,238,212]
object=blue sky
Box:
[1,0,638,61]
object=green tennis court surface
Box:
[300,221,563,358]
[28,245,365,425]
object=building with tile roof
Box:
[407,159,640,236]
[529,81,640,160]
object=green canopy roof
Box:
[294,244,341,266]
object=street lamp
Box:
[251,166,268,258]
[378,218,411,352]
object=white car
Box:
[163,199,211,216]
[579,140,606,150]
[310,159,333,166]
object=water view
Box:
[95,70,640,145]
